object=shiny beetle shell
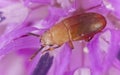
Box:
[41,12,106,46]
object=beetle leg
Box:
[63,22,74,49]
[42,45,61,53]
[48,45,61,51]
[14,33,41,40]
[68,41,74,49]
[29,45,44,61]
[84,35,94,42]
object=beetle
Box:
[30,12,106,60]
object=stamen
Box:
[30,46,44,60]
[32,52,53,75]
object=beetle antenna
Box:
[28,33,41,37]
[29,45,44,61]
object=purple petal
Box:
[0,3,29,25]
[0,52,26,75]
[0,26,38,48]
[104,0,120,19]
[87,29,120,75]
[0,35,40,56]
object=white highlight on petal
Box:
[81,68,91,75]
[99,30,111,53]
[34,20,49,29]
[74,67,91,75]
[83,47,89,54]
[57,0,73,8]
[68,8,76,13]
[103,0,114,11]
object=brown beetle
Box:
[30,12,106,59]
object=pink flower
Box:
[0,0,120,75]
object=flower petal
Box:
[87,29,120,75]
[0,3,29,25]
